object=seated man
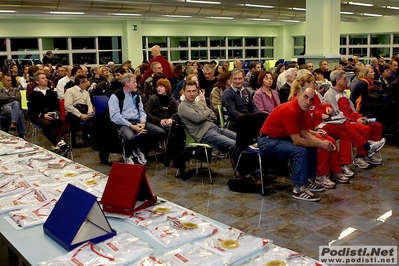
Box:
[29,71,69,156]
[222,69,258,131]
[324,70,385,167]
[258,86,334,202]
[0,74,26,138]
[64,74,94,147]
[178,80,236,158]
[109,73,164,165]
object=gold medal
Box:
[85,179,98,185]
[265,260,286,266]
[181,222,198,229]
[64,172,77,177]
[221,239,239,249]
[155,207,170,213]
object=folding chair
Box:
[176,129,214,184]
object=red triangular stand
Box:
[43,184,116,251]
[100,163,157,216]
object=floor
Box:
[1,130,399,265]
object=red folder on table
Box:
[100,163,157,215]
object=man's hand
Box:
[130,123,147,135]
[160,119,172,127]
[357,117,368,124]
[80,114,89,121]
[44,113,54,120]
[319,140,336,152]
[315,128,327,138]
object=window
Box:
[245,38,258,47]
[210,37,225,47]
[191,50,207,60]
[98,37,121,50]
[191,37,207,47]
[52,53,70,65]
[148,37,167,48]
[228,37,243,47]
[210,50,226,59]
[261,49,273,58]
[349,35,367,45]
[228,49,242,59]
[170,37,188,48]
[72,37,95,50]
[245,49,258,58]
[171,50,188,61]
[370,47,390,58]
[99,51,122,64]
[42,37,68,50]
[349,48,367,57]
[370,34,390,45]
[294,36,305,46]
[72,52,96,65]
[0,39,6,52]
[10,38,39,51]
[340,36,347,45]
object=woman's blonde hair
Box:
[288,73,315,101]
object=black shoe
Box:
[58,144,70,157]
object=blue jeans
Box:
[1,101,26,134]
[257,135,317,186]
[117,122,165,154]
[202,125,236,153]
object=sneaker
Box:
[125,156,135,164]
[293,187,320,202]
[354,157,369,169]
[367,138,386,157]
[9,122,17,131]
[54,140,67,150]
[132,148,147,165]
[57,144,70,157]
[332,173,350,183]
[211,149,226,158]
[249,143,259,150]
[306,179,326,192]
[315,176,336,189]
[362,156,383,165]
[341,165,354,178]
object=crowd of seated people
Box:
[3,48,399,202]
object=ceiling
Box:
[0,0,398,25]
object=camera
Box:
[47,111,60,119]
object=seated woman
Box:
[253,71,280,114]
[145,78,178,165]
[209,70,231,114]
[313,68,332,96]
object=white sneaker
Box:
[354,157,369,169]
[332,173,350,183]
[367,138,386,157]
[341,165,354,177]
[249,143,259,150]
[315,176,336,189]
[363,156,383,165]
[125,156,135,164]
[54,140,67,151]
[132,148,147,165]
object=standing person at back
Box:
[222,69,258,131]
[139,45,172,86]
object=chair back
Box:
[20,90,28,110]
[184,129,196,144]
[235,112,268,151]
[217,105,225,128]
[93,95,110,115]
[59,98,66,122]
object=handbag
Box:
[74,103,88,114]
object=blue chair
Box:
[93,95,109,115]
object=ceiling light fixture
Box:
[209,16,234,20]
[244,4,273,8]
[249,18,271,21]
[363,13,382,17]
[111,13,142,16]
[348,2,373,7]
[280,19,300,23]
[387,6,399,10]
[186,0,221,4]
[0,10,15,13]
[340,11,354,14]
[163,15,192,18]
[292,7,306,11]
[49,11,85,15]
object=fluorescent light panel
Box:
[387,6,399,10]
[164,15,192,18]
[281,19,300,23]
[0,10,15,13]
[112,13,142,16]
[340,11,354,14]
[50,11,85,15]
[249,18,271,21]
[292,7,306,11]
[363,13,382,17]
[209,16,234,20]
[245,4,273,8]
[348,2,373,7]
[186,0,221,4]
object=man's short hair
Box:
[71,66,82,77]
[285,68,297,79]
[297,69,311,80]
[150,62,161,71]
[313,68,323,75]
[74,74,87,86]
[249,61,260,70]
[114,67,126,75]
[185,66,197,75]
[298,85,315,96]
[330,70,345,86]
[230,68,245,78]
[28,65,40,76]
[203,64,214,72]
[183,80,198,91]
[380,63,390,73]
[121,73,135,85]
[34,71,46,81]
